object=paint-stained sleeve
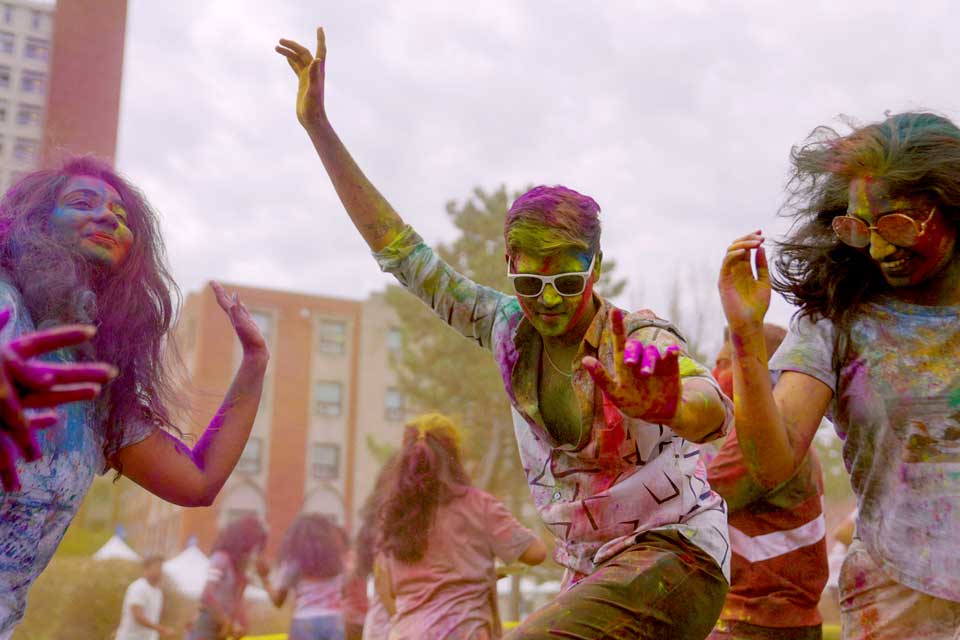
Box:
[768,314,837,393]
[626,310,734,438]
[373,225,511,351]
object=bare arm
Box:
[118,282,268,507]
[131,604,175,636]
[666,378,727,443]
[517,538,548,566]
[276,28,405,252]
[719,233,832,488]
[255,554,289,608]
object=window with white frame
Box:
[311,443,340,479]
[0,31,12,54]
[314,381,342,416]
[316,319,346,355]
[387,327,403,354]
[13,138,37,163]
[2,5,12,25]
[235,437,262,474]
[16,104,41,127]
[385,388,405,421]
[24,38,48,61]
[20,70,44,95]
[0,66,10,88]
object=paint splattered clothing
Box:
[187,551,248,640]
[381,486,537,640]
[706,424,827,630]
[0,282,154,637]
[275,562,345,620]
[770,298,960,602]
[375,225,733,584]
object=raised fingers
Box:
[581,355,616,397]
[275,45,306,75]
[610,309,628,382]
[278,38,314,66]
[21,383,102,409]
[8,325,96,360]
[315,26,326,59]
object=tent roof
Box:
[92,535,141,562]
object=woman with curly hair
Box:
[718,112,960,639]
[258,514,351,640]
[0,156,269,638]
[374,414,547,640]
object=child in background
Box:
[259,514,350,640]
[188,516,267,640]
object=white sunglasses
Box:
[507,255,596,298]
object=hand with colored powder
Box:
[582,309,681,422]
[276,27,328,129]
[0,308,116,491]
[718,231,771,335]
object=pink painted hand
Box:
[211,282,268,361]
[581,309,681,422]
[0,309,117,491]
[718,231,771,334]
[275,27,328,128]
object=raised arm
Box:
[117,282,268,507]
[718,232,831,488]
[276,27,405,252]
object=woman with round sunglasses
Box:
[718,111,960,640]
[277,27,734,639]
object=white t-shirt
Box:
[115,577,164,640]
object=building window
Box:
[235,437,262,474]
[16,105,41,127]
[24,38,48,61]
[316,319,346,355]
[2,5,12,25]
[0,66,10,88]
[312,443,340,479]
[0,31,12,54]
[387,327,403,354]
[385,388,405,421]
[314,381,342,416]
[20,70,44,95]
[13,138,37,163]
[29,10,41,31]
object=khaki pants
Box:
[839,539,960,640]
[504,530,727,640]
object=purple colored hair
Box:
[211,515,268,572]
[0,155,183,469]
[277,513,347,580]
[504,185,601,262]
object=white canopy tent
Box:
[92,535,141,562]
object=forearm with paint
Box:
[304,119,406,252]
[730,328,795,489]
[665,377,726,443]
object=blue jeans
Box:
[289,615,345,640]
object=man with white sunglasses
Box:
[277,27,734,639]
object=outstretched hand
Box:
[718,231,771,333]
[276,27,328,128]
[581,309,681,422]
[211,282,268,361]
[0,309,116,491]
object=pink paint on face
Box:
[51,175,134,268]
[847,177,957,288]
[510,249,597,339]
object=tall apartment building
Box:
[0,0,127,189]
[0,1,53,189]
[124,284,410,557]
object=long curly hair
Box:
[0,156,183,469]
[353,453,399,579]
[774,112,960,347]
[277,513,346,580]
[211,516,267,572]
[378,414,471,564]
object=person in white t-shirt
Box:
[116,555,176,640]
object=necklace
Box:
[542,342,573,378]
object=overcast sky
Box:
[115,0,960,358]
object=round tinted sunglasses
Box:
[507,254,596,298]
[831,206,936,249]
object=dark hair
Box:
[774,112,960,347]
[277,514,346,580]
[211,516,267,572]
[0,155,183,469]
[353,453,399,578]
[378,414,470,563]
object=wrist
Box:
[241,349,269,371]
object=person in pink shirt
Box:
[373,414,547,640]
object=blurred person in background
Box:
[187,516,267,640]
[258,513,350,640]
[718,111,960,639]
[0,157,268,639]
[115,555,178,640]
[373,413,547,640]
[706,324,828,640]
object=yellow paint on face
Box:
[512,249,596,339]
